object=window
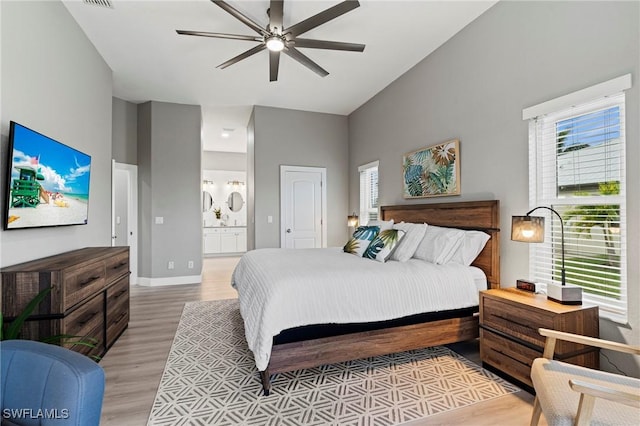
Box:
[524,75,630,322]
[358,161,379,226]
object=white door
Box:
[112,161,138,284]
[280,166,326,249]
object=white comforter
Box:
[231,247,480,371]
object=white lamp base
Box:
[547,283,582,305]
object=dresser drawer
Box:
[482,297,552,347]
[62,261,106,311]
[64,292,104,340]
[106,277,129,347]
[105,250,129,282]
[106,275,129,308]
[106,306,129,348]
[66,323,105,358]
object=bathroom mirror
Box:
[202,191,213,212]
[227,191,244,212]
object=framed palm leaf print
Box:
[402,139,460,198]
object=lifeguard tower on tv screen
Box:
[10,164,49,208]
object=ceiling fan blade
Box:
[212,0,269,37]
[293,38,365,52]
[287,0,360,38]
[269,0,284,32]
[176,30,262,42]
[217,44,266,69]
[284,47,329,77]
[269,50,280,82]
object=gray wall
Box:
[349,1,639,375]
[137,101,202,280]
[253,106,349,249]
[0,0,113,267]
[112,97,138,164]
[247,109,256,250]
[202,151,246,171]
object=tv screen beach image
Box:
[5,123,91,229]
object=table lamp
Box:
[512,206,582,304]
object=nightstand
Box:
[479,288,599,388]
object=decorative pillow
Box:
[390,222,428,262]
[448,231,491,266]
[343,226,380,257]
[365,219,394,231]
[363,229,406,263]
[413,225,465,264]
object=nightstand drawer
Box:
[481,329,536,387]
[482,297,552,347]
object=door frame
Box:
[279,165,327,248]
[111,160,138,285]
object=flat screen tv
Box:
[3,121,91,230]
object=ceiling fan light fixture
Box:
[265,35,285,52]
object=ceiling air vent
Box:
[83,0,114,9]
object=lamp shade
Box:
[511,216,545,242]
[347,214,359,227]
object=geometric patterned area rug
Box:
[148,299,520,426]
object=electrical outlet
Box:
[188,260,194,269]
[168,261,174,270]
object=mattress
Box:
[231,247,485,371]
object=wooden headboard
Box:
[381,200,500,289]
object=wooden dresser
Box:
[480,288,599,388]
[1,247,130,358]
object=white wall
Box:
[202,151,246,171]
[349,1,639,376]
[202,170,247,227]
[0,0,113,266]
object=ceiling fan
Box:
[176,0,365,82]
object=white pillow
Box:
[413,225,465,264]
[390,222,428,262]
[365,219,394,231]
[449,231,491,266]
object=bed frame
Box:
[259,200,501,395]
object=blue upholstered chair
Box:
[0,340,105,426]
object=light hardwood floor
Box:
[100,256,544,426]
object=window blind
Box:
[528,92,627,322]
[358,161,379,226]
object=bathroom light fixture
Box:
[227,180,245,187]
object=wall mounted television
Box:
[3,121,92,230]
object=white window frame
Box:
[523,75,631,323]
[358,160,379,226]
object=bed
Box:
[232,200,500,395]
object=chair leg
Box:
[574,393,596,426]
[530,396,543,426]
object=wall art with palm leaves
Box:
[402,139,460,198]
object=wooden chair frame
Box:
[531,328,640,426]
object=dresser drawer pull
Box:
[111,261,128,270]
[112,312,127,325]
[113,289,127,299]
[78,311,100,326]
[80,276,101,287]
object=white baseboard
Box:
[137,274,202,287]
